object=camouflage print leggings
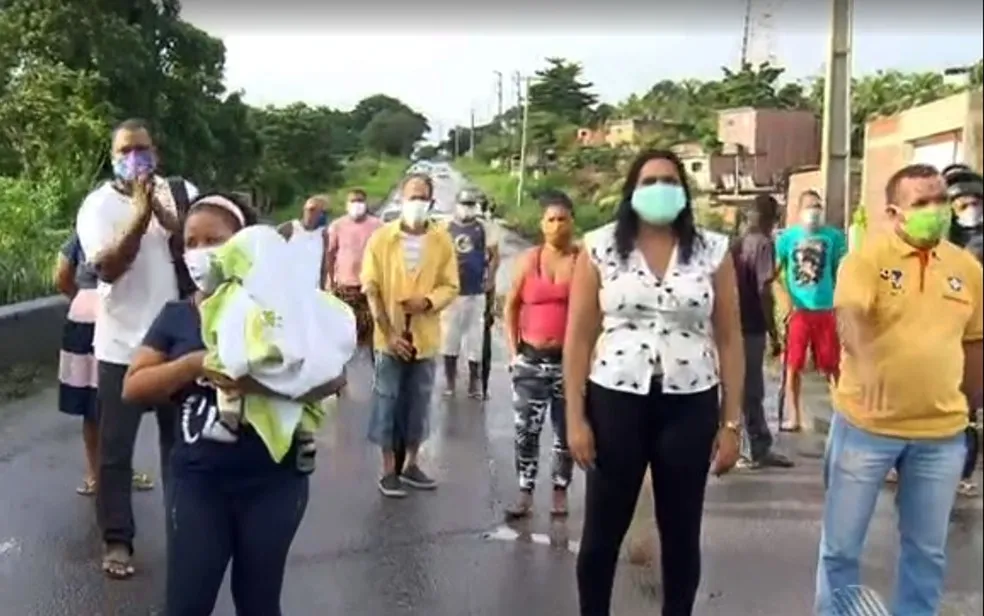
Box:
[512,352,573,491]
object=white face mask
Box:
[401,199,430,226]
[183,247,221,294]
[456,204,478,220]
[800,208,822,227]
[956,206,983,228]
[347,201,367,218]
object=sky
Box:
[181,1,983,140]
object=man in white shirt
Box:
[277,194,330,289]
[76,118,198,579]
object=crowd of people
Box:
[49,117,982,615]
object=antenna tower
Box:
[742,0,782,67]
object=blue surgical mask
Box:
[630,184,687,225]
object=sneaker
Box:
[735,457,760,470]
[400,464,437,490]
[378,473,407,498]
[759,452,795,468]
[957,479,979,497]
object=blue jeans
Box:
[367,353,436,450]
[815,413,966,616]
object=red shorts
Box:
[786,309,840,376]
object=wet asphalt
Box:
[0,166,980,615]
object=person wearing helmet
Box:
[439,187,500,398]
[944,164,983,497]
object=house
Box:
[671,142,734,192]
[715,107,821,188]
[575,127,606,147]
[784,163,863,229]
[861,89,983,236]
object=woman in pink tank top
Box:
[502,190,579,519]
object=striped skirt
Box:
[333,284,373,346]
[58,289,99,419]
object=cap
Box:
[456,187,485,205]
[944,165,983,200]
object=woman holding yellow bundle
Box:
[122,193,345,616]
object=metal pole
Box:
[739,0,753,67]
[819,0,853,232]
[494,71,504,128]
[469,109,476,158]
[516,76,531,210]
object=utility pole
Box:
[469,108,476,158]
[516,76,532,210]
[819,0,853,231]
[493,71,504,128]
[739,0,753,66]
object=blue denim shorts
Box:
[367,353,436,450]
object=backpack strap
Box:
[166,177,196,299]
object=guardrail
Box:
[0,295,69,370]
[0,163,415,372]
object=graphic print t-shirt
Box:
[141,300,287,474]
[776,225,847,311]
[447,220,486,295]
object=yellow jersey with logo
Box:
[833,233,984,438]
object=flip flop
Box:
[131,472,154,491]
[76,478,97,496]
[102,544,135,580]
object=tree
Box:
[361,109,428,158]
[529,57,599,125]
[808,69,962,154]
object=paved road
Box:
[0,169,980,615]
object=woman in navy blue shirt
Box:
[122,193,340,615]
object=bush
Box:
[0,176,76,304]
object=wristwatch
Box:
[720,420,742,435]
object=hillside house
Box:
[861,89,983,237]
[671,142,735,192]
[715,107,821,189]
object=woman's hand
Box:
[710,426,741,476]
[567,416,596,470]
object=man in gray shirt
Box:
[732,195,794,469]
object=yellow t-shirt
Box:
[833,232,984,438]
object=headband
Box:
[190,196,246,226]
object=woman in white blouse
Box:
[562,150,744,615]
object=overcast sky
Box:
[182,1,983,139]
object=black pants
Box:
[742,334,774,461]
[963,406,980,480]
[165,466,309,616]
[96,361,175,551]
[577,381,719,616]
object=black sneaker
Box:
[378,473,407,498]
[759,452,795,468]
[400,464,437,490]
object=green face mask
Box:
[899,204,951,244]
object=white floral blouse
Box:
[584,222,729,396]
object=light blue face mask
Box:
[630,183,687,225]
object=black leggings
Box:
[576,381,720,616]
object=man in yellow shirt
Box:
[361,173,459,498]
[815,164,984,615]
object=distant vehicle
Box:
[381,208,400,223]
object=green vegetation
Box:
[448,57,983,239]
[0,1,427,305]
[268,157,408,224]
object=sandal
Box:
[102,543,135,580]
[131,471,154,491]
[504,491,534,520]
[76,477,97,496]
[550,489,569,518]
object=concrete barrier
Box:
[0,295,68,370]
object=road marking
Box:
[0,538,20,556]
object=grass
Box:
[269,157,408,224]
[453,158,611,240]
